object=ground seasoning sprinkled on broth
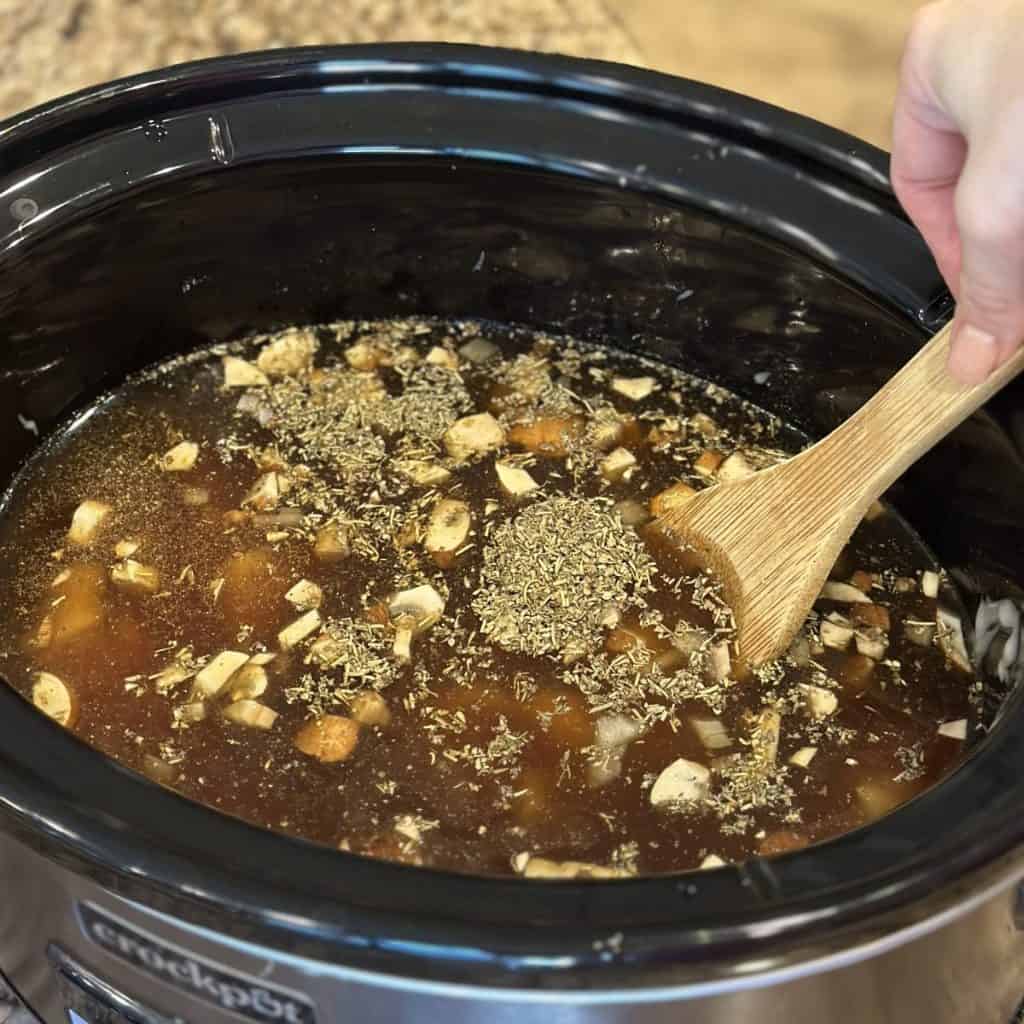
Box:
[0,318,982,878]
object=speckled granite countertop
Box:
[1,0,918,147]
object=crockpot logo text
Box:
[78,903,317,1024]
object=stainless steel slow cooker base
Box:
[2,45,1024,1024]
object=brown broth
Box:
[0,318,979,878]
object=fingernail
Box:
[948,323,999,386]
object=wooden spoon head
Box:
[657,461,855,666]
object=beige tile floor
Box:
[0,0,922,148]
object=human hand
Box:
[892,0,1024,385]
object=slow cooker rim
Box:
[0,44,1015,990]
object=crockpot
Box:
[1,44,1024,1024]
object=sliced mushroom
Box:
[285,579,323,611]
[223,699,279,730]
[278,609,322,651]
[32,672,77,727]
[649,481,697,518]
[387,585,445,662]
[351,690,391,728]
[650,758,711,807]
[936,607,971,672]
[424,499,471,568]
[495,460,539,498]
[393,459,452,487]
[443,413,505,461]
[819,581,872,604]
[160,441,199,472]
[110,559,161,596]
[798,683,839,719]
[256,328,317,377]
[611,376,657,401]
[294,714,360,763]
[854,626,888,661]
[68,500,112,547]
[223,355,270,388]
[600,447,637,483]
[193,650,250,698]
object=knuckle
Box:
[957,189,1024,246]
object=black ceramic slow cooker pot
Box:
[1,45,1024,1024]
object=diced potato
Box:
[243,472,291,511]
[278,609,322,651]
[458,337,499,364]
[600,447,637,483]
[223,355,270,388]
[313,523,350,563]
[285,579,323,611]
[820,613,854,650]
[938,718,967,741]
[496,460,539,498]
[700,854,727,870]
[649,481,697,518]
[393,460,452,487]
[68,500,112,547]
[850,603,891,631]
[819,581,871,604]
[351,690,391,728]
[223,699,279,730]
[587,713,644,788]
[228,664,269,701]
[854,627,888,661]
[294,714,360,763]
[443,413,506,461]
[611,376,657,401]
[160,441,199,472]
[717,451,754,482]
[921,571,940,599]
[836,653,875,692]
[193,650,250,698]
[650,758,711,807]
[32,671,77,727]
[799,683,838,719]
[694,450,724,477]
[110,559,161,596]
[424,499,471,568]
[425,345,460,370]
[789,746,818,768]
[256,328,317,377]
[691,716,732,750]
[507,416,584,457]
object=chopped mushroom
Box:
[798,683,839,719]
[789,746,818,768]
[393,459,452,487]
[294,714,360,763]
[613,499,650,527]
[285,579,323,611]
[649,481,697,518]
[600,447,637,483]
[193,650,250,698]
[159,441,199,472]
[938,718,967,741]
[223,355,270,388]
[314,523,350,563]
[32,672,77,727]
[110,559,161,596]
[819,581,872,604]
[228,664,269,701]
[351,690,391,728]
[512,853,633,879]
[387,585,445,662]
[611,376,657,401]
[68,500,112,547]
[850,603,891,631]
[278,609,322,651]
[223,700,278,730]
[495,460,539,498]
[820,613,854,650]
[650,758,711,807]
[854,626,888,661]
[443,413,506,461]
[424,499,471,568]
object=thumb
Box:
[949,125,1024,386]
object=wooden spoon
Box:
[658,321,1024,667]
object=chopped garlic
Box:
[223,699,278,730]
[32,671,76,727]
[285,579,323,611]
[110,559,161,596]
[193,651,250,698]
[496,460,539,497]
[820,581,871,604]
[600,447,637,483]
[799,683,838,719]
[443,412,506,461]
[68,500,112,547]
[160,441,199,472]
[789,746,818,768]
[921,571,940,599]
[938,718,967,741]
[650,758,711,807]
[223,356,269,388]
[611,376,656,401]
[278,609,322,651]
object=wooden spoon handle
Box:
[805,321,1024,520]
